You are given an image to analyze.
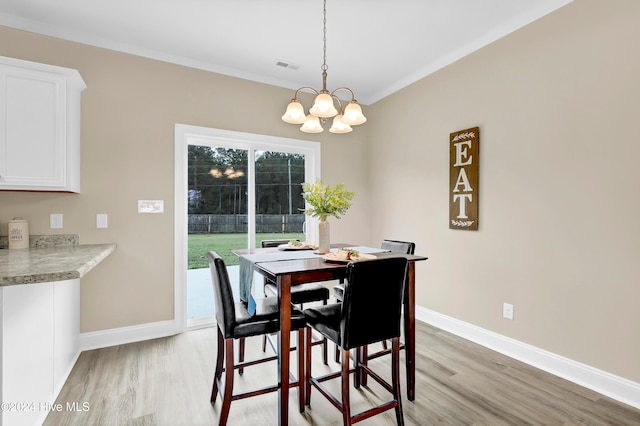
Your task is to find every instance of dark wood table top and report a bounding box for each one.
[255,252,425,279]
[231,242,354,256]
[233,243,427,262]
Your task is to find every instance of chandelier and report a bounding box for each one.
[281,0,367,134]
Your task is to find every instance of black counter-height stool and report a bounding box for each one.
[303,257,408,425]
[207,251,307,426]
[261,239,330,364]
[333,239,415,301]
[332,239,415,362]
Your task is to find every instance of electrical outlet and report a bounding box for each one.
[503,303,514,320]
[50,213,63,229]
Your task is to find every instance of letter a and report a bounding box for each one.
[453,168,472,193]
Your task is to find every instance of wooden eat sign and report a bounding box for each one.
[449,127,479,230]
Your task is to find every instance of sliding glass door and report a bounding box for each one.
[175,125,320,330]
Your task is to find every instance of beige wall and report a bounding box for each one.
[1,0,638,386]
[367,0,640,383]
[0,26,370,332]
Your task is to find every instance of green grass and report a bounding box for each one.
[188,233,305,269]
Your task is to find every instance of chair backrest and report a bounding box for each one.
[381,239,415,255]
[261,239,296,248]
[341,257,408,350]
[207,251,237,338]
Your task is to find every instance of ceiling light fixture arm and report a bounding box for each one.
[289,86,321,102]
[281,0,367,133]
[330,87,357,103]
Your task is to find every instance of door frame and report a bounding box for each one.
[174,124,321,332]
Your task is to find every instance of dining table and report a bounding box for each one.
[232,243,427,425]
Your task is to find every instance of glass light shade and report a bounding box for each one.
[300,115,324,133]
[341,102,367,125]
[329,114,352,134]
[282,100,306,124]
[309,93,338,118]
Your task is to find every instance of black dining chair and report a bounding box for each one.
[303,257,408,425]
[207,251,307,425]
[261,239,330,364]
[261,239,330,309]
[333,239,415,301]
[332,239,415,362]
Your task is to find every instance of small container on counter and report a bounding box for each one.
[8,218,29,249]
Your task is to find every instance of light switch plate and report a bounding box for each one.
[96,214,108,228]
[138,200,164,213]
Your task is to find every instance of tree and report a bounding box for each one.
[188,146,248,214]
[188,146,304,215]
[255,151,305,214]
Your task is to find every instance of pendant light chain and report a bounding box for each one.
[322,0,328,72]
[281,0,367,133]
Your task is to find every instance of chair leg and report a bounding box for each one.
[321,299,328,365]
[305,327,313,406]
[382,340,388,350]
[211,327,225,403]
[297,328,306,413]
[262,334,268,352]
[321,336,328,365]
[341,347,352,425]
[354,347,361,389]
[360,345,368,387]
[392,337,405,426]
[331,293,342,364]
[238,338,246,375]
[218,338,235,426]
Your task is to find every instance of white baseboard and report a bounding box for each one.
[416,306,640,410]
[79,320,179,351]
[186,315,216,331]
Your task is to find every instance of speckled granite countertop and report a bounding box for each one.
[0,243,116,286]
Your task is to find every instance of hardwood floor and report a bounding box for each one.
[44,322,640,425]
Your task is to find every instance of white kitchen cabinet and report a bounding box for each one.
[0,279,81,426]
[0,56,86,192]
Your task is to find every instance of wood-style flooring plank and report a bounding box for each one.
[43,322,640,425]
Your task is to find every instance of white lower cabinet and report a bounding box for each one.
[0,279,80,426]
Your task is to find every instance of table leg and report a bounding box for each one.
[278,274,292,425]
[405,262,416,401]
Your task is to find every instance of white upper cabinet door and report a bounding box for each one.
[0,56,86,192]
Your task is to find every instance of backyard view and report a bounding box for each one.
[187,144,309,321]
[188,232,304,268]
[188,144,308,264]
[189,146,306,215]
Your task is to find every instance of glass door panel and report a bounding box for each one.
[254,151,306,248]
[187,145,248,320]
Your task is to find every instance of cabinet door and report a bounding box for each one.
[53,279,80,395]
[1,282,55,426]
[0,65,67,189]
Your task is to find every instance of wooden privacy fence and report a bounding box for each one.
[188,214,305,234]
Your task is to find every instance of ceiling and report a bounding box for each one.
[0,0,573,105]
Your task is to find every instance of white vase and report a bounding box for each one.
[317,219,330,254]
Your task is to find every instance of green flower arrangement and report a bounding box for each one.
[301,181,355,221]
